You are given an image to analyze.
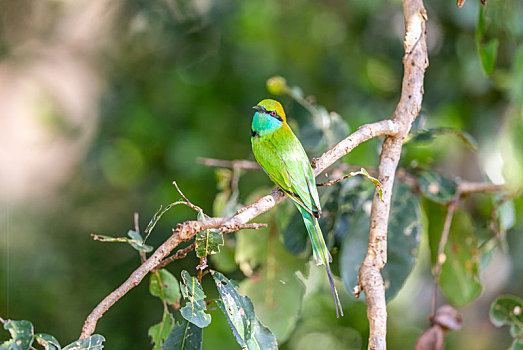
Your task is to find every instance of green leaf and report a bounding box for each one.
[180,300,212,328]
[407,128,479,151]
[477,4,487,36]
[438,211,482,306]
[212,271,277,349]
[179,271,206,301]
[214,287,255,346]
[92,231,153,253]
[476,5,498,76]
[127,230,154,253]
[382,182,423,298]
[417,170,457,204]
[489,295,523,328]
[0,320,34,350]
[162,319,202,350]
[511,338,523,350]
[479,39,499,76]
[179,270,211,328]
[35,334,61,350]
[149,312,175,350]
[245,320,278,350]
[358,168,383,201]
[144,202,181,242]
[150,269,181,305]
[62,335,105,350]
[195,212,224,258]
[333,179,370,243]
[340,180,422,301]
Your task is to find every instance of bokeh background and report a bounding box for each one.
[1,0,522,349]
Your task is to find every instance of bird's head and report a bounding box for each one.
[252,99,287,123]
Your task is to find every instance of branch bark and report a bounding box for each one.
[357,1,428,349]
[197,157,261,170]
[79,119,400,339]
[79,0,428,342]
[457,181,506,194]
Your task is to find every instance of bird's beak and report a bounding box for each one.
[252,105,264,112]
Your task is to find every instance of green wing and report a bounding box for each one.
[252,125,321,215]
[252,124,344,318]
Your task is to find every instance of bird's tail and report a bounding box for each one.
[299,208,344,318]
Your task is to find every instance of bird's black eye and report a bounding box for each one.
[270,111,277,117]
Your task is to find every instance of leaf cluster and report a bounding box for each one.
[0,320,104,350]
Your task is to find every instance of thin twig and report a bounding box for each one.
[90,234,128,242]
[458,182,506,194]
[79,120,401,339]
[142,201,188,244]
[431,189,462,316]
[173,181,203,214]
[197,157,261,171]
[197,256,208,283]
[318,172,361,187]
[80,218,267,338]
[218,222,268,232]
[153,243,197,272]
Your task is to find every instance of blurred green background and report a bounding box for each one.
[0,0,522,349]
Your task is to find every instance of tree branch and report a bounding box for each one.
[197,157,261,170]
[431,189,461,316]
[457,181,506,194]
[152,243,197,272]
[311,120,400,173]
[79,117,400,338]
[79,11,431,336]
[356,1,428,349]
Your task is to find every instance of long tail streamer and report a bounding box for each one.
[300,208,344,317]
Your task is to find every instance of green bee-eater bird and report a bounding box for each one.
[251,99,343,317]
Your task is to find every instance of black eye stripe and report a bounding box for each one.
[267,110,283,122]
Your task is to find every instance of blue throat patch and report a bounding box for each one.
[252,111,283,137]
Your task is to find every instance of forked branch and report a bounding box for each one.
[80,0,428,341]
[79,119,401,339]
[356,1,428,349]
